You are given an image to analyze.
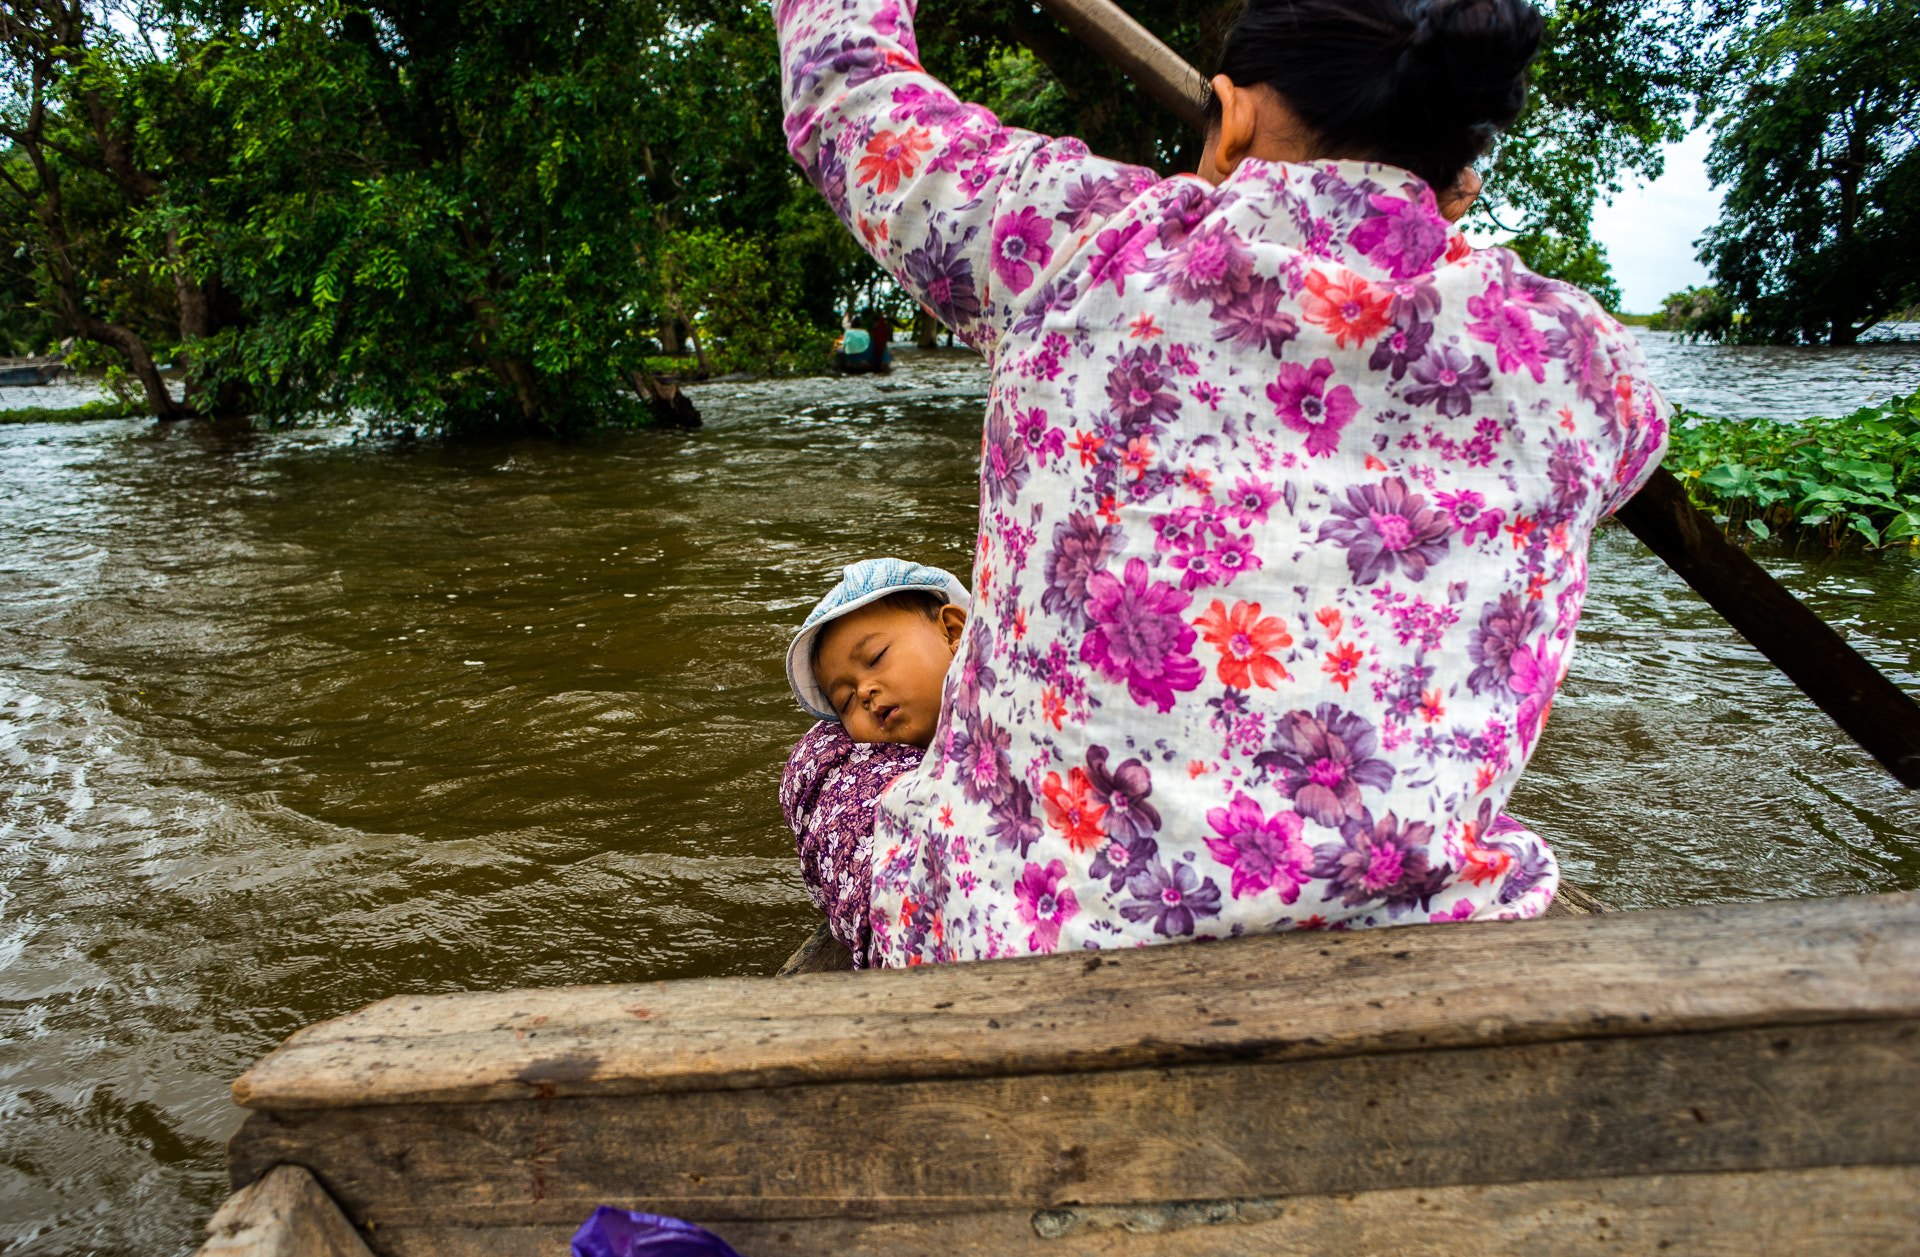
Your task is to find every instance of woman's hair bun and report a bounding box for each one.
[1216,0,1546,193]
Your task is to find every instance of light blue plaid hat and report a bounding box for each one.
[786,558,972,719]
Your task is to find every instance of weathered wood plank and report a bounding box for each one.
[359,1163,1920,1256]
[233,893,1920,1110]
[197,1165,376,1257]
[229,1017,1920,1226]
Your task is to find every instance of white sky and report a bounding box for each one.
[1590,128,1723,314]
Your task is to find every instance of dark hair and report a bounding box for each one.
[809,590,947,670]
[1212,0,1544,194]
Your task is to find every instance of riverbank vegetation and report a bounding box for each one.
[0,0,1884,431]
[1670,389,1920,551]
[0,398,144,424]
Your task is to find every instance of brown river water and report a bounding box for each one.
[2,332,1919,1253]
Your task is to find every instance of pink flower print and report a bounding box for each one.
[1226,477,1281,527]
[1166,343,1200,376]
[1208,531,1262,586]
[1204,792,1309,902]
[1190,381,1223,409]
[1345,194,1450,279]
[990,207,1054,292]
[1430,899,1476,924]
[1254,704,1396,829]
[1151,506,1196,553]
[1014,406,1065,465]
[1121,435,1155,480]
[1105,345,1181,436]
[1088,220,1151,296]
[1168,532,1219,591]
[1406,345,1493,417]
[1318,477,1453,585]
[1467,283,1549,384]
[1507,633,1563,752]
[1211,277,1299,358]
[1080,558,1205,713]
[1267,357,1360,458]
[1156,218,1255,305]
[1014,859,1078,952]
[1434,489,1506,544]
[959,161,995,197]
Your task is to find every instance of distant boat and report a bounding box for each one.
[191,884,1920,1255]
[832,327,893,375]
[0,358,65,386]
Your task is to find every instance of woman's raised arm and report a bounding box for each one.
[775,0,1161,352]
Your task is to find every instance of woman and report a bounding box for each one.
[777,0,1669,965]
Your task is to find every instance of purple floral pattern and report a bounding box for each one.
[778,0,1670,965]
[780,721,926,969]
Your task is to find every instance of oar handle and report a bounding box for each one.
[1615,469,1920,787]
[1031,0,1211,131]
[1031,0,1920,787]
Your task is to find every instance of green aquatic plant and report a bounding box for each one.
[0,399,147,425]
[1667,389,1920,551]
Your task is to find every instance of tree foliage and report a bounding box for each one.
[0,0,1721,432]
[1698,0,1920,345]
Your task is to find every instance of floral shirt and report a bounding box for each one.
[776,0,1669,966]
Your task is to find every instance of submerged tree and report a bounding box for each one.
[1699,0,1920,345]
[0,0,1735,430]
[0,0,232,417]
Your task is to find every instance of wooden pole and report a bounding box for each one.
[1030,0,1920,788]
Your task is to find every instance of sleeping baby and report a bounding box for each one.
[779,559,969,969]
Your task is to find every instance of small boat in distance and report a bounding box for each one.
[832,311,894,375]
[0,357,65,386]
[194,886,1920,1255]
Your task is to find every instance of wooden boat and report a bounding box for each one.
[0,357,65,386]
[196,886,1920,1255]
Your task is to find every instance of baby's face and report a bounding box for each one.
[814,601,966,747]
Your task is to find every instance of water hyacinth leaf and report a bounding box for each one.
[1744,518,1770,540]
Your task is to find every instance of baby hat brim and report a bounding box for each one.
[786,558,972,720]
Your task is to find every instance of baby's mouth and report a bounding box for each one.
[876,704,899,729]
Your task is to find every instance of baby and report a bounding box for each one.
[779,559,969,968]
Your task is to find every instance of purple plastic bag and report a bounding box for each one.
[569,1206,747,1257]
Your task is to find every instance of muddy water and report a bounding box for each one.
[0,335,1917,1254]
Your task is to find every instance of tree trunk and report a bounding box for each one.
[170,228,217,409]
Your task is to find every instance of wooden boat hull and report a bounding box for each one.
[201,890,1920,1254]
[0,359,63,386]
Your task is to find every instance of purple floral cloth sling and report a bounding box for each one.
[776,0,1670,966]
[781,721,925,968]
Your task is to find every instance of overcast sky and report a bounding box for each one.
[1589,128,1724,314]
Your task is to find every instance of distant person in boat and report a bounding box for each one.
[780,559,970,967]
[777,0,1670,965]
[833,309,893,373]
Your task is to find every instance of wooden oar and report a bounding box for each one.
[1031,0,1920,788]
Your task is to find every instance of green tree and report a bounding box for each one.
[0,0,228,417]
[1698,0,1920,345]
